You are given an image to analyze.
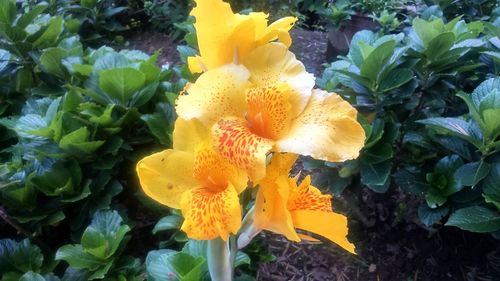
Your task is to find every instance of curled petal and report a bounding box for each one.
[189,0,255,71]
[193,143,248,194]
[176,64,250,126]
[212,117,273,181]
[244,43,315,115]
[255,175,300,241]
[246,84,294,140]
[291,210,356,254]
[136,150,197,209]
[287,175,332,212]
[257,17,297,47]
[180,185,242,240]
[277,89,366,162]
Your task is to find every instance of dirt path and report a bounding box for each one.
[124,28,328,75]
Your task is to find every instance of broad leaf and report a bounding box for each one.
[446,206,500,233]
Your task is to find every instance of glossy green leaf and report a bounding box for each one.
[99,67,146,104]
[418,204,449,227]
[0,0,16,24]
[446,206,500,233]
[152,215,183,234]
[454,161,491,187]
[360,160,392,193]
[55,245,104,270]
[39,48,68,78]
[360,40,396,82]
[32,16,63,48]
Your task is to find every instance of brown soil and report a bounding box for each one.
[255,188,500,281]
[122,30,181,67]
[123,28,327,75]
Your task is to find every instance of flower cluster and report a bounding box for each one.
[136,0,365,254]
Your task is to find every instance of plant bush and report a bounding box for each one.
[317,15,500,233]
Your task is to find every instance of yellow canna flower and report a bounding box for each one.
[177,43,365,181]
[187,0,296,73]
[136,118,248,240]
[254,153,356,254]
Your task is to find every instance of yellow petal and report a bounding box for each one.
[187,56,206,73]
[287,175,333,212]
[189,0,297,72]
[255,175,300,241]
[180,185,242,240]
[190,0,256,72]
[176,64,250,126]
[276,89,366,162]
[212,117,274,181]
[246,84,294,140]
[193,142,248,194]
[263,153,298,182]
[136,150,197,209]
[173,118,210,152]
[257,17,297,47]
[244,43,314,115]
[291,210,356,254]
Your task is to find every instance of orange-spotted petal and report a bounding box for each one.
[276,89,366,162]
[176,64,250,126]
[244,43,315,115]
[246,84,294,140]
[136,150,197,209]
[193,142,248,194]
[212,117,274,181]
[180,185,242,240]
[287,175,332,212]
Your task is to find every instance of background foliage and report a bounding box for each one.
[1,0,500,280]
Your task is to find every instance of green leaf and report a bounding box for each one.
[425,189,447,208]
[59,127,104,154]
[3,239,44,273]
[360,160,392,193]
[0,0,16,24]
[454,161,491,187]
[413,17,444,47]
[15,4,47,28]
[39,48,68,78]
[56,245,105,270]
[32,16,63,49]
[379,68,414,92]
[234,251,250,267]
[361,142,393,164]
[141,102,175,146]
[418,117,483,148]
[360,40,396,82]
[146,250,206,281]
[81,0,97,8]
[418,204,449,227]
[483,164,500,205]
[425,32,455,62]
[446,206,500,233]
[81,228,108,259]
[152,215,183,234]
[99,68,146,104]
[472,77,500,109]
[19,272,44,281]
